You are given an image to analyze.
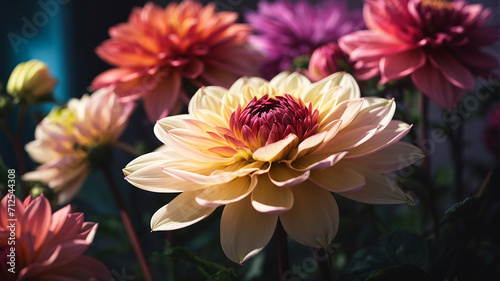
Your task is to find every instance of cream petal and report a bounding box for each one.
[346,121,412,158]
[348,98,395,131]
[195,176,256,207]
[123,150,168,176]
[270,72,311,94]
[337,161,415,205]
[291,151,348,171]
[220,196,278,263]
[154,124,235,164]
[279,181,339,248]
[151,191,216,231]
[336,73,361,101]
[287,131,327,161]
[156,114,193,130]
[125,162,205,193]
[299,72,345,106]
[318,99,363,131]
[251,174,294,214]
[309,163,366,193]
[253,134,299,162]
[188,86,227,114]
[322,125,378,153]
[357,142,425,173]
[268,162,310,187]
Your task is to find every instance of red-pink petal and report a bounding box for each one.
[143,71,182,122]
[380,48,426,84]
[428,49,475,91]
[411,63,467,109]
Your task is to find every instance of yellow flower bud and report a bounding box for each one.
[6,59,57,103]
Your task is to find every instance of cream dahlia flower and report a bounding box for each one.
[23,89,134,204]
[124,72,423,263]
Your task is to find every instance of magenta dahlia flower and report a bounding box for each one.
[246,0,364,79]
[339,0,499,109]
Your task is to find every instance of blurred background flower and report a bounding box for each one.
[22,89,134,204]
[6,59,56,105]
[304,42,352,82]
[246,0,364,79]
[0,194,111,280]
[91,0,261,122]
[124,71,421,263]
[339,0,499,109]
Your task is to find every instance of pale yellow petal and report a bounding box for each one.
[279,181,339,248]
[346,121,412,158]
[195,176,256,207]
[221,196,278,263]
[290,151,348,171]
[188,86,226,114]
[309,163,366,193]
[287,131,327,161]
[318,99,363,131]
[321,125,378,154]
[337,161,414,205]
[268,162,310,187]
[347,98,395,132]
[299,72,344,106]
[336,72,360,101]
[251,174,294,214]
[151,191,216,231]
[270,71,311,94]
[357,142,425,173]
[252,134,298,162]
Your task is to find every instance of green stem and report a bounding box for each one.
[317,248,335,281]
[419,95,440,238]
[101,166,154,281]
[277,220,290,281]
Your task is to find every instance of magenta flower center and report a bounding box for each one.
[229,94,319,151]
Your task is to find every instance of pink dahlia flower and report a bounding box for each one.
[92,0,261,122]
[246,0,364,79]
[124,71,423,263]
[0,194,111,280]
[22,89,134,204]
[339,0,499,109]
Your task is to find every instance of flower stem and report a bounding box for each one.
[101,166,154,281]
[419,95,440,238]
[317,248,335,281]
[115,140,142,157]
[277,220,290,281]
[450,116,464,201]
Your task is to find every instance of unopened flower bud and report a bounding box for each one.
[6,59,57,104]
[306,43,350,82]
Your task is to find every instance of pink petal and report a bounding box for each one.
[143,71,182,122]
[411,63,467,109]
[23,195,52,251]
[380,48,426,84]
[428,50,474,91]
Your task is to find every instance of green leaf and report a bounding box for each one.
[163,246,238,281]
[338,230,447,281]
[441,197,481,225]
[366,264,435,281]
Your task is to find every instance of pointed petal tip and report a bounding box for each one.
[405,193,415,206]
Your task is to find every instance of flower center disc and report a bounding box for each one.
[229,94,319,151]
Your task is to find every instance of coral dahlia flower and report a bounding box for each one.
[246,0,364,79]
[23,89,134,204]
[339,0,499,109]
[0,194,111,280]
[92,0,261,122]
[124,71,423,263]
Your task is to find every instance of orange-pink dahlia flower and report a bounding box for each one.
[22,89,134,204]
[124,71,423,263]
[0,194,111,280]
[339,0,499,109]
[92,0,261,122]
